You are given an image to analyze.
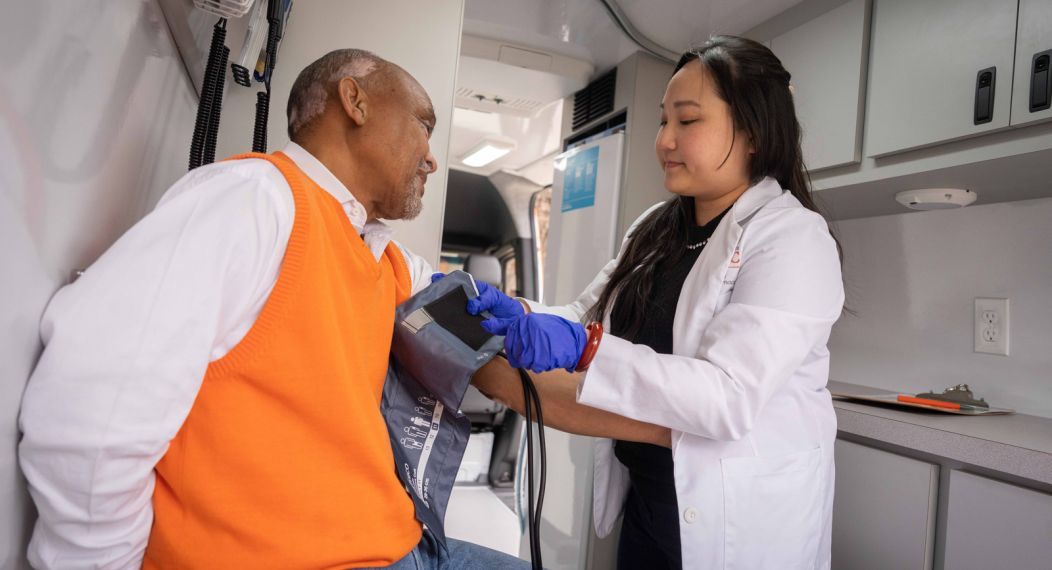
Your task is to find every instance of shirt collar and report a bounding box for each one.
[730,176,785,225]
[281,141,370,232]
[280,142,394,260]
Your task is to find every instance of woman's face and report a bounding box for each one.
[656,60,752,199]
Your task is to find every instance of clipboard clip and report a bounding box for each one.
[914,384,989,409]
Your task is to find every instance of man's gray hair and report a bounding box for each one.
[286,49,385,140]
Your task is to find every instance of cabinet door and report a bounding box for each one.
[831,440,938,570]
[865,0,1017,157]
[1010,0,1052,127]
[771,0,870,171]
[943,470,1052,570]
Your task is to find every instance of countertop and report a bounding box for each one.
[829,380,1052,486]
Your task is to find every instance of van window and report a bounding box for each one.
[439,252,467,274]
[502,257,517,296]
[530,187,552,301]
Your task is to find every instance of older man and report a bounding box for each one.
[19,50,528,569]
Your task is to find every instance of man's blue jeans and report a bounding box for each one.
[370,531,532,569]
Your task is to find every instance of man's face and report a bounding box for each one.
[369,73,437,221]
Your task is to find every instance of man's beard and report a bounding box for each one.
[395,177,424,220]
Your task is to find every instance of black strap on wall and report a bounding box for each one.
[188,18,229,170]
[251,0,285,153]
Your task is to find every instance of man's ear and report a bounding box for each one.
[337,76,367,127]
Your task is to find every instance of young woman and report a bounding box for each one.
[462,35,845,569]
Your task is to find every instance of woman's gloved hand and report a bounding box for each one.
[431,273,525,320]
[482,313,587,373]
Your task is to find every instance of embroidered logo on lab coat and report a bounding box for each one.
[723,248,742,287]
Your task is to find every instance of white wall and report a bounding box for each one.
[829,198,1052,418]
[215,0,466,268]
[0,1,198,567]
[1,2,466,565]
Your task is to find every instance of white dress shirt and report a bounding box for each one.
[18,143,433,569]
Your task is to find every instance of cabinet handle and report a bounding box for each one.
[1031,50,1051,113]
[974,67,996,125]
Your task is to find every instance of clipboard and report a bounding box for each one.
[831,391,1015,415]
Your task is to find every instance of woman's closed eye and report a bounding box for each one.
[660,118,699,127]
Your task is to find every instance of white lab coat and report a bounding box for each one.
[528,177,844,569]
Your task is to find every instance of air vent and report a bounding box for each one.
[455,87,547,116]
[572,69,617,131]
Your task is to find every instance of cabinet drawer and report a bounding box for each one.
[832,440,938,570]
[943,470,1052,570]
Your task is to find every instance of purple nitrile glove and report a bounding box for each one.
[465,280,525,320]
[432,272,525,319]
[482,313,588,373]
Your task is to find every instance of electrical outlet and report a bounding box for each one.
[974,298,1009,356]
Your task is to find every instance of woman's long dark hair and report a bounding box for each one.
[584,35,835,336]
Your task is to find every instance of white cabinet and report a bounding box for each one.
[831,440,938,570]
[1011,0,1052,127]
[943,470,1052,570]
[865,0,1018,157]
[770,0,870,171]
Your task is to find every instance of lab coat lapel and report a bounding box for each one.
[671,177,784,357]
[671,216,737,356]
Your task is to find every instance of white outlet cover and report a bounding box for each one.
[974,298,1009,356]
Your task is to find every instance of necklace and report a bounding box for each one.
[686,238,708,251]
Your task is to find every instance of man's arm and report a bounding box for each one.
[18,161,292,569]
[394,242,435,295]
[471,358,671,447]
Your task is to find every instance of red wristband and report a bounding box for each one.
[575,322,604,372]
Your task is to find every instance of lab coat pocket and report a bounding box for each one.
[721,447,823,570]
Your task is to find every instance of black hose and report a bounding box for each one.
[203,44,229,165]
[252,91,269,153]
[261,7,279,78]
[519,370,538,569]
[252,0,284,153]
[525,373,546,557]
[517,367,545,570]
[189,18,228,170]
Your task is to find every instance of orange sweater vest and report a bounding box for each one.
[144,152,421,568]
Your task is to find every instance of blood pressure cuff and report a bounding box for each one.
[381,271,504,547]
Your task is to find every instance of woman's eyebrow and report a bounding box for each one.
[659,100,702,109]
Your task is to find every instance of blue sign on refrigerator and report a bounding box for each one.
[561,146,599,212]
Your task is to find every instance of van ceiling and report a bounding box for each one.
[463,0,802,71]
[449,102,563,181]
[452,0,802,182]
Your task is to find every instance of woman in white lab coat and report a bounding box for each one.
[466,35,844,569]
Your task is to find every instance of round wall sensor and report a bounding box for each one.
[894,188,977,211]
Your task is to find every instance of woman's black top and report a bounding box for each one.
[610,208,727,570]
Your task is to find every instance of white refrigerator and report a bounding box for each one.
[520,131,625,569]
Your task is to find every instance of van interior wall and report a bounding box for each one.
[828,197,1052,418]
[442,170,538,299]
[0,1,199,566]
[214,0,467,269]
